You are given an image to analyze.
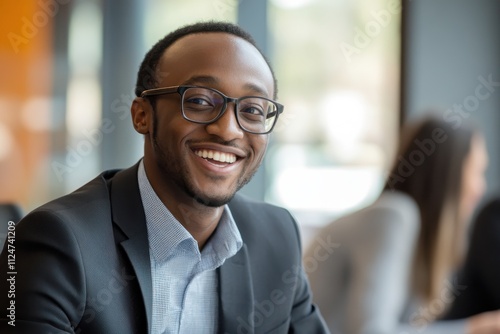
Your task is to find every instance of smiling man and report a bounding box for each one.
[0,22,328,334]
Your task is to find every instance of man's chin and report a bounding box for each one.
[186,176,252,208]
[192,192,236,208]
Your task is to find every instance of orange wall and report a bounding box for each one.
[0,2,54,209]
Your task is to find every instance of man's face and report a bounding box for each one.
[143,33,274,207]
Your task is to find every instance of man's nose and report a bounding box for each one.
[205,103,245,140]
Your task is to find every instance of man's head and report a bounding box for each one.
[131,21,280,208]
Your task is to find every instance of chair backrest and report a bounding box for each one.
[0,203,24,252]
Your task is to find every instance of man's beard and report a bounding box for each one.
[151,122,258,207]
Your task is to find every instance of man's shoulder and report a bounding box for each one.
[229,193,293,221]
[229,193,300,244]
[35,170,117,214]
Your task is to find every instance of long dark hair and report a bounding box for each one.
[385,116,476,305]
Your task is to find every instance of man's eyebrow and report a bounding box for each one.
[182,76,271,97]
[243,83,270,97]
[182,76,218,86]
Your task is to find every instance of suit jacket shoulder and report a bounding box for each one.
[225,194,328,333]
[0,166,149,334]
[229,193,302,251]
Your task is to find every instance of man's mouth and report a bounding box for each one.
[194,149,237,164]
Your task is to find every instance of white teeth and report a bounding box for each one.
[195,150,237,163]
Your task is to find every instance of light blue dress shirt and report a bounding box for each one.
[137,161,243,334]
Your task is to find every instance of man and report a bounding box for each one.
[0,21,328,334]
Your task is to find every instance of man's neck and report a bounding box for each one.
[168,199,223,250]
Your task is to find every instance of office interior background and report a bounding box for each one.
[1,0,499,246]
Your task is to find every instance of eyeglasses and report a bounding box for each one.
[140,85,284,134]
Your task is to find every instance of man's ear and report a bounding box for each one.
[131,97,150,134]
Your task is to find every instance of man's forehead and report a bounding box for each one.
[155,32,274,94]
[161,32,260,60]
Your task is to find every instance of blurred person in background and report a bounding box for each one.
[443,196,500,321]
[0,21,328,334]
[305,116,500,333]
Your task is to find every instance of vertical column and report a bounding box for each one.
[100,0,145,170]
[238,0,269,55]
[49,2,71,197]
[238,0,270,201]
[402,0,500,197]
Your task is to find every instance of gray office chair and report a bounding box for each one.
[0,203,23,252]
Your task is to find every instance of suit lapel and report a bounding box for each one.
[109,163,153,333]
[219,244,255,334]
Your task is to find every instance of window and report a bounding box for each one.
[267,0,401,236]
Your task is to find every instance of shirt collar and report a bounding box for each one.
[137,160,242,266]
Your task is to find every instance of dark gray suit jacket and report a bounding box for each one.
[0,163,327,334]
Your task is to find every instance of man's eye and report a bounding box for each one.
[241,106,264,116]
[185,97,213,106]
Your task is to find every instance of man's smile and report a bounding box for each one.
[194,149,237,164]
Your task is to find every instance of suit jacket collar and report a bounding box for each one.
[108,162,153,333]
[219,199,255,334]
[218,244,254,334]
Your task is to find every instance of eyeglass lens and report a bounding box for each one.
[181,87,278,133]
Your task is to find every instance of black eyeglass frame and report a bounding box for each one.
[140,85,284,134]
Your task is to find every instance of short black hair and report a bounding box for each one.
[135,21,278,98]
